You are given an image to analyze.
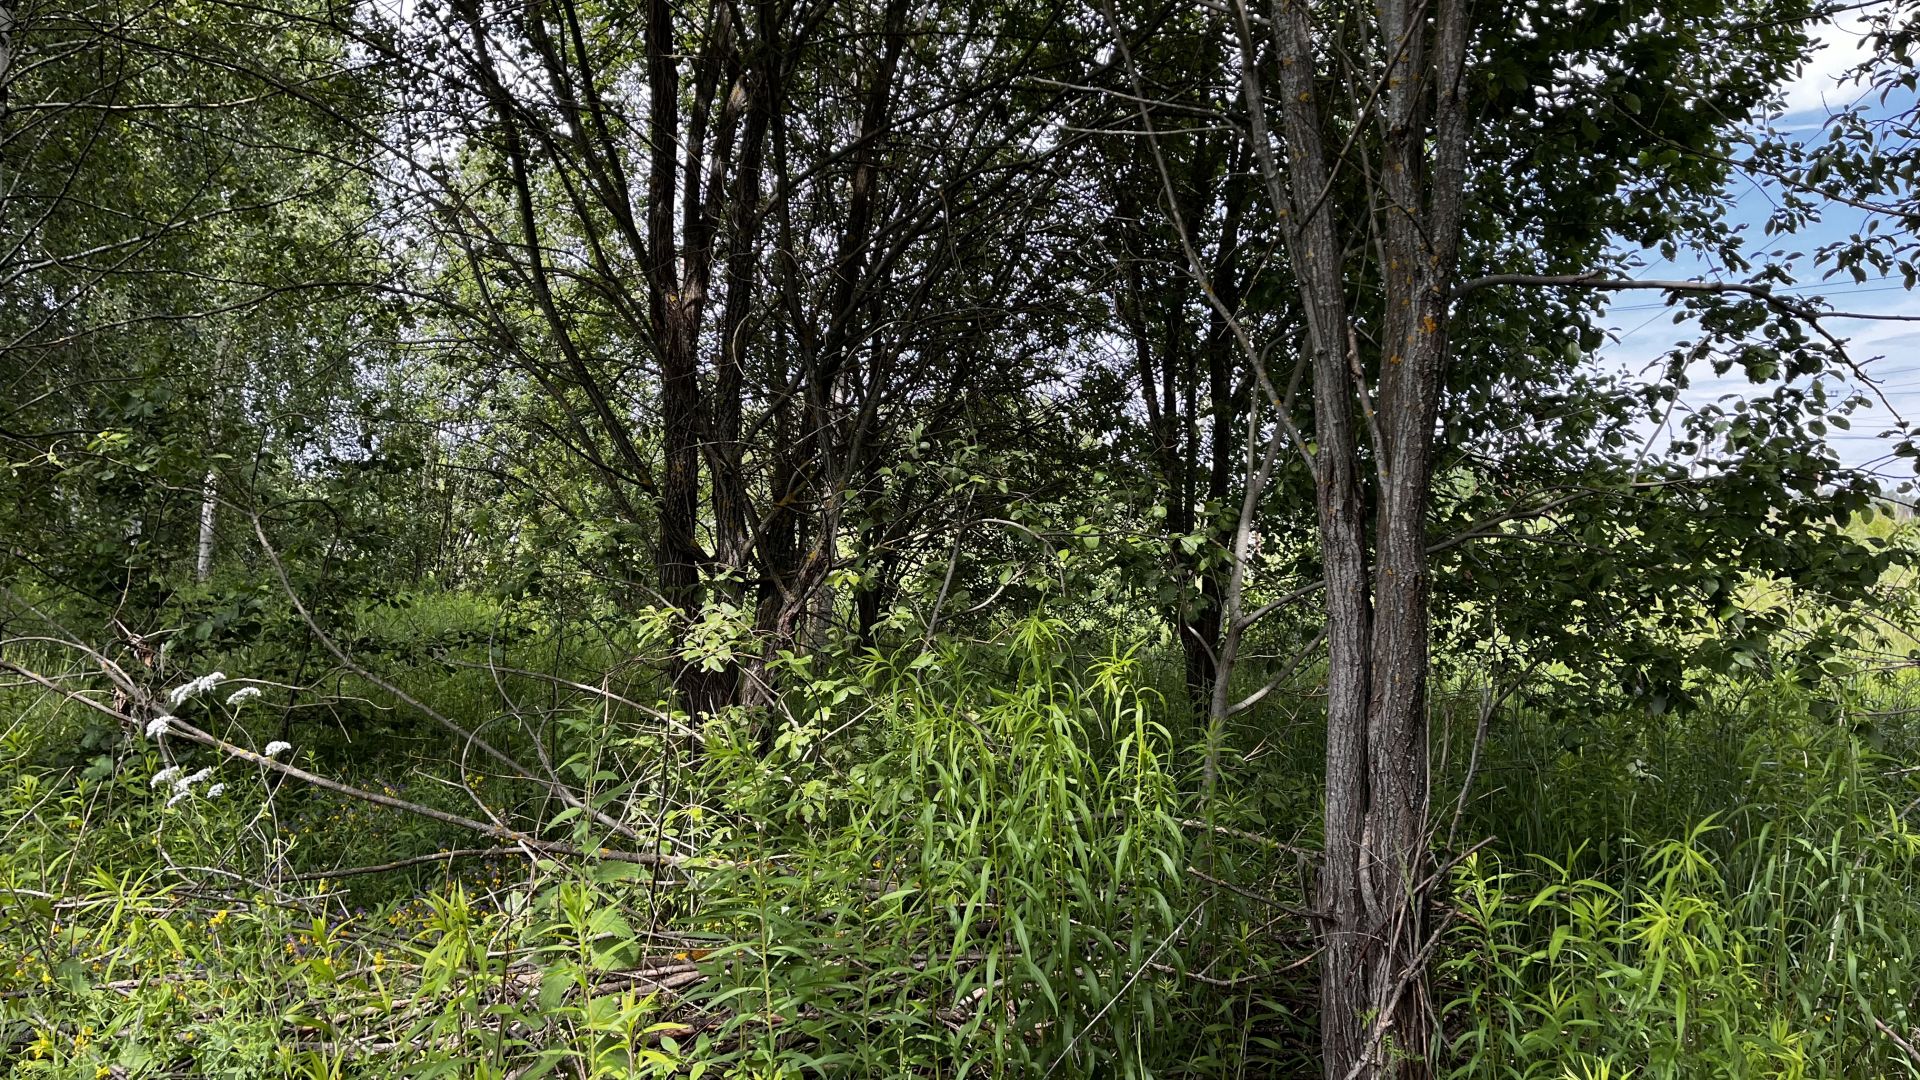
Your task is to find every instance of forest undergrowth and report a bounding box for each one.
[5,595,1920,1079]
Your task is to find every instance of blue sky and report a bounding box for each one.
[1599,2,1919,478]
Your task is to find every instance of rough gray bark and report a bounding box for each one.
[1108,21,1473,1064]
[1248,0,1470,1074]
[1259,6,1379,1068]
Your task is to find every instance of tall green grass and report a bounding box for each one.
[1441,678,1920,1080]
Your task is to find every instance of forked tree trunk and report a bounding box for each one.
[644,0,744,721]
[1249,0,1470,1074]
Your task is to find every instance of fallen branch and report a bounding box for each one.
[1185,865,1318,919]
[1177,818,1316,857]
[283,847,547,882]
[0,662,702,874]
[1873,1016,1920,1068]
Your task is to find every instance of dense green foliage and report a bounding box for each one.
[4,0,1920,1076]
[9,598,1920,1077]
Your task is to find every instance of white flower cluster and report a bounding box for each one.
[264,740,292,758]
[154,765,219,808]
[225,686,262,707]
[145,715,175,740]
[167,671,228,708]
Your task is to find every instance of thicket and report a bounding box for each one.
[5,0,1920,1076]
[8,566,1920,1077]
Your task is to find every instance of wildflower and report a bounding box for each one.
[165,789,191,808]
[168,671,227,707]
[176,767,214,791]
[206,783,226,799]
[145,715,175,739]
[225,686,262,707]
[263,740,292,758]
[150,766,184,789]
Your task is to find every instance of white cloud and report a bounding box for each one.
[1776,4,1886,117]
[1594,282,1920,475]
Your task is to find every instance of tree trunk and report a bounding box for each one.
[195,470,216,583]
[659,303,734,718]
[1249,0,1467,1072]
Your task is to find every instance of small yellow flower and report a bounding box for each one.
[209,908,230,927]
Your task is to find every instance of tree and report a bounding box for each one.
[1087,8,1273,709]
[1105,0,1911,1074]
[345,0,1094,721]
[0,0,382,629]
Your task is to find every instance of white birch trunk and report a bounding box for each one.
[196,471,216,582]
